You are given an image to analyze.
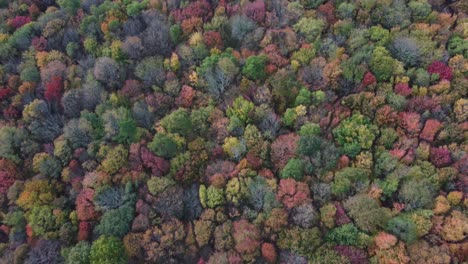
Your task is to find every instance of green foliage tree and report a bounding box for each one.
[94,204,134,238]
[344,195,391,233]
[57,0,81,15]
[0,126,26,164]
[331,167,370,198]
[27,206,60,236]
[281,158,305,181]
[90,236,127,264]
[387,215,418,244]
[160,108,192,137]
[326,223,371,248]
[242,55,268,80]
[148,133,184,159]
[227,96,255,124]
[333,113,378,157]
[100,145,128,174]
[369,47,397,82]
[66,241,91,264]
[293,18,326,42]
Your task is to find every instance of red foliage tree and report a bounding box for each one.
[394,83,412,96]
[420,119,442,142]
[243,0,266,23]
[44,76,64,102]
[430,147,452,168]
[277,179,311,209]
[270,133,299,171]
[203,31,223,49]
[140,146,170,177]
[399,112,421,137]
[261,242,277,263]
[76,188,97,221]
[427,61,453,81]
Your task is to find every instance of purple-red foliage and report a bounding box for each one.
[8,16,31,29]
[78,221,91,241]
[145,92,173,113]
[334,245,369,264]
[3,105,20,120]
[0,159,18,194]
[121,79,142,99]
[406,96,438,113]
[0,87,14,100]
[205,160,236,184]
[427,61,453,81]
[31,36,47,51]
[243,0,266,23]
[44,76,64,102]
[172,0,212,22]
[362,72,376,87]
[430,147,452,168]
[334,202,351,226]
[140,146,170,177]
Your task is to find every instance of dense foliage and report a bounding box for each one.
[0,0,466,263]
